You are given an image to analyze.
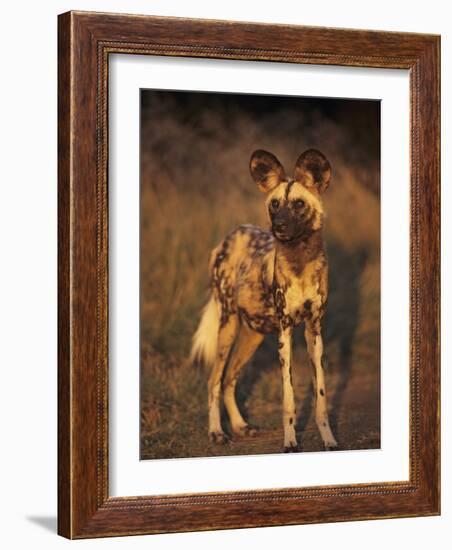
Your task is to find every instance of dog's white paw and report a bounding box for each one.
[209,431,229,445]
[324,438,338,451]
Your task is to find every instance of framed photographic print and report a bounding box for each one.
[58,11,440,538]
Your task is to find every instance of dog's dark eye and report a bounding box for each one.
[293,199,305,209]
[270,198,280,210]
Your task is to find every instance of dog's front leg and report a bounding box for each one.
[278,326,298,452]
[305,320,338,450]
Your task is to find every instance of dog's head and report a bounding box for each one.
[250,149,331,243]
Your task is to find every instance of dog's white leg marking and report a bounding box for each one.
[208,315,238,444]
[305,322,338,449]
[223,325,263,436]
[278,326,298,451]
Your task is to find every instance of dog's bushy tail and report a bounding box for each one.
[190,294,219,368]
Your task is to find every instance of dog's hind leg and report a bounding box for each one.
[223,325,263,436]
[208,315,238,444]
[304,320,338,450]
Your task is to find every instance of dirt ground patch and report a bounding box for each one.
[140,341,380,459]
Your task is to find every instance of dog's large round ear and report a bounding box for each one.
[250,150,286,193]
[294,149,331,193]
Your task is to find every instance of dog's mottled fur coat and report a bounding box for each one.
[191,149,338,452]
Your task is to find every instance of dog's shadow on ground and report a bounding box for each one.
[230,239,367,440]
[322,241,368,437]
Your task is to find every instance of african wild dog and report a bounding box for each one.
[191,149,338,452]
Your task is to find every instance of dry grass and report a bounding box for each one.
[139,91,380,459]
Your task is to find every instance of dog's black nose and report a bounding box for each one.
[274,222,287,232]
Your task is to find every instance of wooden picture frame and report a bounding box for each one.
[58,11,440,539]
